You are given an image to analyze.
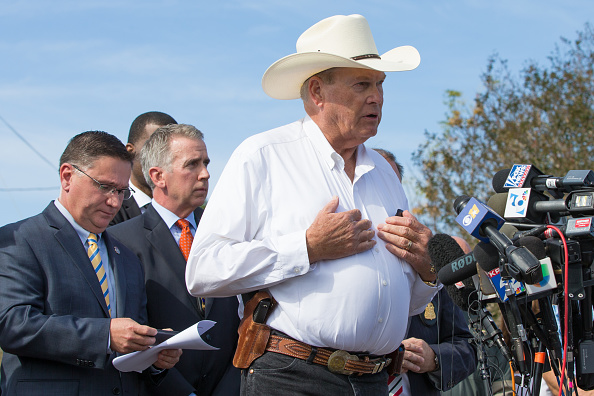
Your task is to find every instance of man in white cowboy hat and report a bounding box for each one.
[186,14,438,395]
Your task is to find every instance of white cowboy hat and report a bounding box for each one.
[261,14,421,100]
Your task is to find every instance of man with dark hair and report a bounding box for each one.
[109,125,240,396]
[0,131,181,395]
[111,111,177,225]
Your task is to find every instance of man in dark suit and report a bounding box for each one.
[110,124,240,396]
[0,131,181,395]
[111,111,178,225]
[374,148,477,396]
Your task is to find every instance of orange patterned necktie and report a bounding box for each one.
[175,219,205,314]
[175,218,193,262]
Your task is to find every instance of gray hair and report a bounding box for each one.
[139,124,204,190]
[299,68,336,102]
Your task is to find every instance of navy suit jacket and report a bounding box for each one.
[109,204,240,396]
[0,202,152,396]
[405,288,477,395]
[110,195,142,226]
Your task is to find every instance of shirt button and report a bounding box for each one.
[374,247,379,253]
[382,280,387,286]
[294,267,300,273]
[378,318,383,323]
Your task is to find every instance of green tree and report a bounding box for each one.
[413,23,594,235]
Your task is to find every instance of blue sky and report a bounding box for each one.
[1,0,592,226]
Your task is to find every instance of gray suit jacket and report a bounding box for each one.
[0,202,152,396]
[109,204,240,396]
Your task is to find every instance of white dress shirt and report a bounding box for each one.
[186,116,436,355]
[130,180,151,213]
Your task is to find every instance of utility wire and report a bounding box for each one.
[0,187,59,192]
[0,113,58,171]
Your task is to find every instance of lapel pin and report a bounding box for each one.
[114,246,120,254]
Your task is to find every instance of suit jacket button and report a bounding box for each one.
[88,361,95,367]
[112,387,121,395]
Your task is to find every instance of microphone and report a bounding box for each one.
[454,195,544,285]
[454,195,505,244]
[471,307,513,364]
[487,193,509,217]
[427,233,476,309]
[493,165,594,198]
[437,251,478,286]
[492,169,511,193]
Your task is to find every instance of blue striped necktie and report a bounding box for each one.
[87,233,111,317]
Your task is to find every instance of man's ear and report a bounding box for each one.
[60,163,74,192]
[149,167,165,188]
[308,77,325,108]
[126,143,136,155]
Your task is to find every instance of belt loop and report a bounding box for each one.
[306,346,318,364]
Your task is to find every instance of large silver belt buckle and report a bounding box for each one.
[327,350,359,375]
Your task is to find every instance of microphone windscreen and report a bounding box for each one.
[517,236,546,260]
[428,233,465,272]
[487,193,508,217]
[474,241,500,272]
[446,283,474,311]
[453,195,471,215]
[500,223,519,240]
[492,169,511,193]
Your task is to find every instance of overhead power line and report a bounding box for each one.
[0,187,59,192]
[0,113,58,171]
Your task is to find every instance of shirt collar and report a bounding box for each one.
[303,115,376,179]
[54,199,102,245]
[151,199,197,230]
[130,180,152,208]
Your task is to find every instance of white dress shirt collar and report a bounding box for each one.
[129,180,151,209]
[303,116,376,182]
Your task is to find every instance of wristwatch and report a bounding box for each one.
[432,353,440,372]
[423,279,437,287]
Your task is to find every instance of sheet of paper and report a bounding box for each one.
[113,320,218,373]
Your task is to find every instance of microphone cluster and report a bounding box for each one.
[429,164,594,393]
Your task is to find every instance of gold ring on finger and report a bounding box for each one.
[405,240,413,251]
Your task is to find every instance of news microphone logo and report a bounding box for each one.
[455,197,505,243]
[505,188,530,218]
[486,266,525,302]
[524,257,557,295]
[504,165,532,188]
[462,204,480,227]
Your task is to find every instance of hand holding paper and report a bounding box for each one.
[113,320,218,372]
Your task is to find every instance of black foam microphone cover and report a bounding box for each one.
[427,233,466,272]
[446,283,474,311]
[474,241,501,272]
[517,236,546,260]
[492,169,511,193]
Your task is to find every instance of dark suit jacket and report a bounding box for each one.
[406,288,477,395]
[109,204,240,396]
[110,195,142,226]
[0,202,152,396]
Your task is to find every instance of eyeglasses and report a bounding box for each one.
[71,164,135,200]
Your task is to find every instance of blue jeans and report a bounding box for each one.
[241,350,389,396]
